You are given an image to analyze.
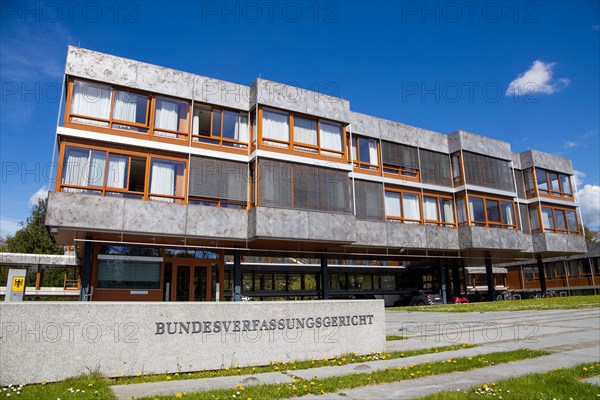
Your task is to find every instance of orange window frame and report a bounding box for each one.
[56,142,188,204]
[467,194,518,229]
[422,193,457,228]
[350,135,380,173]
[538,205,580,235]
[384,187,423,225]
[191,105,249,153]
[534,168,574,201]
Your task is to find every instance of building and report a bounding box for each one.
[44,47,588,303]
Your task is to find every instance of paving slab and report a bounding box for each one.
[584,375,600,386]
[292,346,600,400]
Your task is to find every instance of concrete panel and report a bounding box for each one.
[46,191,125,231]
[354,220,388,247]
[425,226,459,250]
[519,150,573,174]
[378,120,419,148]
[532,233,587,254]
[252,207,310,239]
[307,212,356,243]
[255,79,350,122]
[123,199,186,236]
[66,47,250,111]
[186,206,247,240]
[386,223,426,249]
[448,130,512,160]
[458,226,530,251]
[348,111,382,138]
[511,152,522,169]
[0,300,385,385]
[417,128,449,154]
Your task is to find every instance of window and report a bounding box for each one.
[381,141,418,179]
[192,105,249,148]
[462,151,514,192]
[149,159,186,203]
[188,156,248,208]
[534,168,573,199]
[258,159,351,214]
[451,153,462,185]
[523,266,535,281]
[97,260,160,289]
[354,180,384,221]
[351,136,379,171]
[67,79,190,141]
[567,260,580,278]
[384,189,421,224]
[260,108,345,158]
[423,195,455,227]
[538,205,579,234]
[419,149,452,187]
[154,97,189,139]
[59,144,186,202]
[467,195,516,229]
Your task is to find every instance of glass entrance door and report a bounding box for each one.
[171,262,211,301]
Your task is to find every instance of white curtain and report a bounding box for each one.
[442,199,455,223]
[384,191,401,218]
[368,140,378,165]
[62,148,105,191]
[320,121,342,151]
[262,109,289,144]
[351,138,358,161]
[237,114,249,143]
[502,202,514,226]
[541,207,553,229]
[294,117,317,145]
[113,91,137,122]
[155,98,179,137]
[423,197,438,221]
[457,199,466,223]
[150,160,176,202]
[71,80,111,126]
[88,152,106,186]
[403,193,420,222]
[106,155,128,188]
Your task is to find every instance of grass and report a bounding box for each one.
[417,362,600,400]
[388,295,600,313]
[136,349,549,399]
[111,344,473,385]
[386,334,407,341]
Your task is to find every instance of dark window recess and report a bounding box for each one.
[419,149,452,187]
[259,159,351,213]
[462,151,514,192]
[189,156,248,202]
[381,141,418,176]
[354,180,384,221]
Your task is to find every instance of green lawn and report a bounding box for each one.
[417,362,600,400]
[388,295,600,312]
[137,349,548,400]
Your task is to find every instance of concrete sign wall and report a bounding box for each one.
[0,300,385,385]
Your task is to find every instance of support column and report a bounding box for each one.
[233,249,242,302]
[485,253,495,301]
[79,238,93,301]
[438,259,447,304]
[537,255,547,293]
[320,253,329,300]
[452,262,461,295]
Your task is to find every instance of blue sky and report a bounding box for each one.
[1,0,599,237]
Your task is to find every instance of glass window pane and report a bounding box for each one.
[262,109,289,143]
[541,207,554,230]
[294,116,318,146]
[192,105,211,137]
[274,274,286,291]
[423,196,438,221]
[457,198,466,223]
[536,168,548,192]
[555,209,567,229]
[97,260,160,289]
[440,198,455,223]
[486,200,501,223]
[71,80,111,125]
[149,159,185,201]
[500,201,515,226]
[106,154,128,189]
[320,121,343,151]
[469,197,485,223]
[114,91,148,125]
[402,193,421,222]
[304,274,317,290]
[560,175,572,195]
[530,208,540,231]
[155,97,188,134]
[385,191,402,218]
[549,172,560,192]
[212,109,222,137]
[566,211,578,231]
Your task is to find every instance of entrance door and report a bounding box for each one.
[171,261,212,301]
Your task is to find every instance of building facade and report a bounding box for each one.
[45,47,588,303]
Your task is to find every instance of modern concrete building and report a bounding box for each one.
[45,46,587,303]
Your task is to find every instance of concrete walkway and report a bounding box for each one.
[110,308,600,400]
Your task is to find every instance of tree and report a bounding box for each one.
[4,198,63,255]
[584,226,600,244]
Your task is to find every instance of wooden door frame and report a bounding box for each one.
[169,259,212,301]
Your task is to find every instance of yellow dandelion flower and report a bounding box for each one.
[166,376,172,381]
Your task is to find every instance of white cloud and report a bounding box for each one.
[578,184,600,228]
[29,187,48,206]
[506,60,570,96]
[573,170,586,187]
[562,140,580,149]
[593,25,600,32]
[0,218,22,239]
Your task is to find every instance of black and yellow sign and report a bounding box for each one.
[11,277,25,292]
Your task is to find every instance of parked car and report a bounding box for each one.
[449,293,469,304]
[393,291,443,306]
